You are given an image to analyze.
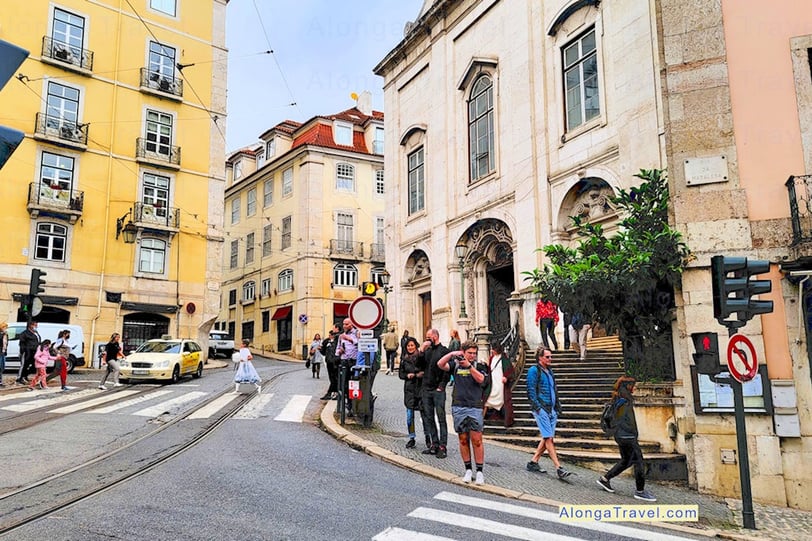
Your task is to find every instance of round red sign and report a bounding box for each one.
[348,297,383,330]
[726,334,758,383]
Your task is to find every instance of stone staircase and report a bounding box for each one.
[484,335,687,482]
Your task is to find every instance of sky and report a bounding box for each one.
[224,0,425,153]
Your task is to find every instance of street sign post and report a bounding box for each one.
[358,338,378,352]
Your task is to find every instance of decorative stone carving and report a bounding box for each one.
[571,181,616,221]
[405,250,431,283]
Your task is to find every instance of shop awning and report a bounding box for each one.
[333,303,350,317]
[271,306,292,320]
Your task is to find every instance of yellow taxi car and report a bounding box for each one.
[119,338,204,384]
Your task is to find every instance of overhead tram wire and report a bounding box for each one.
[252,0,301,117]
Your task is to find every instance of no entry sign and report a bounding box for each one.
[727,335,758,383]
[348,296,383,330]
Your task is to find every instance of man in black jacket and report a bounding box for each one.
[419,328,450,458]
[320,325,340,400]
[16,321,40,384]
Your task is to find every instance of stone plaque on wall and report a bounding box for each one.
[684,155,729,186]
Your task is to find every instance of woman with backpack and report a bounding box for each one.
[596,375,656,502]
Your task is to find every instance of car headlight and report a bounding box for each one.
[119,359,129,367]
[156,359,170,368]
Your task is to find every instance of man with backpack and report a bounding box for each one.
[596,375,657,502]
[16,321,40,384]
[526,347,572,479]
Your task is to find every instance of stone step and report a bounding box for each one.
[483,434,663,453]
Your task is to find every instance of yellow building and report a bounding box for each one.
[220,93,386,357]
[0,0,228,361]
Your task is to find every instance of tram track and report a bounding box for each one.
[0,367,298,536]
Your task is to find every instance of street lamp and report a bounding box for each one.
[455,240,468,318]
[379,269,392,329]
[115,209,137,244]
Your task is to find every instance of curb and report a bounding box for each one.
[318,400,771,541]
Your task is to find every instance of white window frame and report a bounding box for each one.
[147,40,176,83]
[266,138,276,158]
[563,27,600,132]
[282,167,293,196]
[51,7,86,61]
[231,198,240,225]
[375,216,385,245]
[145,109,174,158]
[332,263,358,288]
[262,224,272,257]
[408,147,425,215]
[336,212,354,252]
[34,222,68,262]
[336,162,355,191]
[44,80,81,134]
[243,281,256,302]
[375,169,384,196]
[245,232,255,264]
[233,159,243,180]
[281,216,292,250]
[39,151,75,202]
[256,149,265,168]
[263,178,273,207]
[142,172,171,219]
[334,121,353,146]
[261,278,271,298]
[229,239,238,269]
[246,188,257,216]
[138,237,166,274]
[278,268,293,292]
[371,266,387,286]
[468,74,495,182]
[373,126,384,155]
[149,0,177,17]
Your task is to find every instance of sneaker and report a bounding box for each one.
[421,446,437,455]
[557,467,573,479]
[596,476,615,493]
[114,383,124,387]
[98,385,107,390]
[61,386,69,391]
[27,387,35,392]
[475,471,485,485]
[436,446,447,459]
[526,461,546,473]
[462,469,473,483]
[634,489,657,502]
[405,439,416,449]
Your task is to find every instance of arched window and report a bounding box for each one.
[243,280,256,301]
[35,222,67,261]
[278,268,293,292]
[336,162,355,191]
[468,74,495,181]
[333,263,358,287]
[139,237,166,274]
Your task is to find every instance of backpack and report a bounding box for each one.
[600,399,618,435]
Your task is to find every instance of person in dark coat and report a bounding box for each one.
[319,325,340,400]
[596,376,657,502]
[419,328,451,458]
[16,321,40,384]
[398,337,429,449]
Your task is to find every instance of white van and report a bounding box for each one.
[4,322,86,373]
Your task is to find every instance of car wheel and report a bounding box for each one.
[171,364,180,384]
[67,354,76,373]
[208,347,216,359]
[120,378,129,384]
[193,362,203,378]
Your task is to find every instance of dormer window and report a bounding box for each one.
[266,138,276,158]
[256,150,265,168]
[233,159,243,180]
[334,122,353,146]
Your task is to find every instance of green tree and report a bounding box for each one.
[523,169,690,380]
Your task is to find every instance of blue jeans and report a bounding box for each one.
[406,408,416,439]
[0,351,5,383]
[422,388,447,448]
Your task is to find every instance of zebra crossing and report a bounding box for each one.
[0,386,313,422]
[373,492,702,541]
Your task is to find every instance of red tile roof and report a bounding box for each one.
[290,107,383,154]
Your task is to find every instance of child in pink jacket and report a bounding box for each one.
[29,340,56,391]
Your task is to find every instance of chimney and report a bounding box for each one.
[356,90,372,116]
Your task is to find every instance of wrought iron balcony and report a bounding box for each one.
[27,182,84,223]
[370,242,386,262]
[41,36,93,72]
[135,137,181,168]
[139,68,183,99]
[133,201,180,231]
[34,113,88,149]
[787,175,812,245]
[329,239,364,259]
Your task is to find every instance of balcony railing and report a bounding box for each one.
[136,137,181,167]
[41,36,93,72]
[787,175,812,245]
[34,113,88,147]
[139,68,183,98]
[133,201,180,230]
[329,239,364,259]
[370,243,386,262]
[27,182,84,223]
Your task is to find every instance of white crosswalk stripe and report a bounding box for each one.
[232,393,274,419]
[189,393,243,419]
[51,390,140,413]
[1,388,101,412]
[373,492,699,541]
[92,390,174,414]
[273,394,311,422]
[132,392,207,417]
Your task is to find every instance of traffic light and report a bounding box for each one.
[711,255,774,332]
[691,332,720,375]
[0,39,29,169]
[29,268,47,296]
[361,281,378,296]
